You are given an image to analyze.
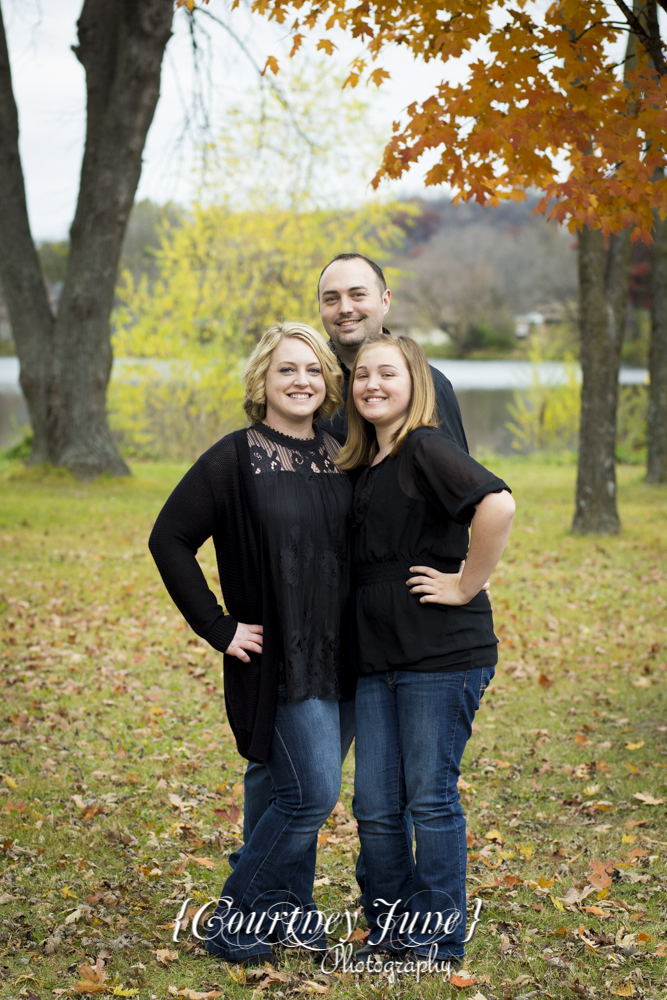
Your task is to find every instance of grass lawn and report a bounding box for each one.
[0,456,666,1000]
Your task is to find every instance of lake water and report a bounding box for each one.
[0,356,648,454]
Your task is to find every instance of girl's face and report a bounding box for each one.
[352,343,412,429]
[264,337,326,425]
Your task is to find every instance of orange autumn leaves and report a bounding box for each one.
[243,0,667,240]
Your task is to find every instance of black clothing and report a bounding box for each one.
[319,346,468,453]
[351,426,510,675]
[247,423,353,704]
[148,427,351,764]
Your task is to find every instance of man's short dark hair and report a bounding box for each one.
[318,253,387,294]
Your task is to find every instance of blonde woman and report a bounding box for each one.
[149,322,355,965]
[337,333,515,965]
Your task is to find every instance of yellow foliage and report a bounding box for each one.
[110,64,413,461]
[110,202,409,460]
[506,342,581,455]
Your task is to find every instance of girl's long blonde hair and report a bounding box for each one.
[243,322,343,423]
[336,334,438,471]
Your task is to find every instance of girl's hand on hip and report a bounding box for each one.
[407,561,489,606]
[226,623,263,662]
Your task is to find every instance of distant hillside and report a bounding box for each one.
[389,195,578,356]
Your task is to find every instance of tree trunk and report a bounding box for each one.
[572,227,632,534]
[0,2,55,463]
[646,212,667,483]
[0,0,173,478]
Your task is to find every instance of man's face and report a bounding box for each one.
[318,258,391,356]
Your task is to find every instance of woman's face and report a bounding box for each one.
[264,337,327,426]
[352,343,412,429]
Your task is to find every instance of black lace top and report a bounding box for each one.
[248,423,353,704]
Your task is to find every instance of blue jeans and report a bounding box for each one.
[353,666,494,960]
[205,698,345,961]
[229,699,365,893]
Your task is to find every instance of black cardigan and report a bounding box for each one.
[148,429,281,763]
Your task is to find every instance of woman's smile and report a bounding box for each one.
[263,337,327,435]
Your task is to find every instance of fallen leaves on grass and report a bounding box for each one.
[169,793,199,810]
[226,966,247,985]
[73,960,107,994]
[632,792,664,805]
[589,859,613,889]
[484,829,503,842]
[179,852,215,868]
[3,799,27,813]
[255,965,291,987]
[214,803,241,825]
[154,949,179,966]
[559,884,597,906]
[2,466,667,1000]
[450,972,476,987]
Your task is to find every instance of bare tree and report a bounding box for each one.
[391,211,577,353]
[0,0,173,477]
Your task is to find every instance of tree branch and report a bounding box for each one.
[195,6,318,151]
[612,0,667,75]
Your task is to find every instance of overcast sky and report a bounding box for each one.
[4,0,463,242]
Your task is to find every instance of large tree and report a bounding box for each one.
[251,0,667,531]
[0,0,173,478]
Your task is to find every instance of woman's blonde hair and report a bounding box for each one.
[336,333,438,471]
[243,322,343,424]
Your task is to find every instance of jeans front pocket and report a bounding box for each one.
[479,665,495,700]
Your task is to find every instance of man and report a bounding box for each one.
[229,253,467,955]
[317,254,467,450]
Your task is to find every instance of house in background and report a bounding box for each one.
[514,311,545,339]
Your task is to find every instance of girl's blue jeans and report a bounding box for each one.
[353,665,495,960]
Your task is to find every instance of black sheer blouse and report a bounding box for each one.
[351,427,510,674]
[248,423,353,703]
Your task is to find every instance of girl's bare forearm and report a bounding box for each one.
[459,491,515,601]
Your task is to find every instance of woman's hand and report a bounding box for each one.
[226,623,263,663]
[407,561,488,606]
